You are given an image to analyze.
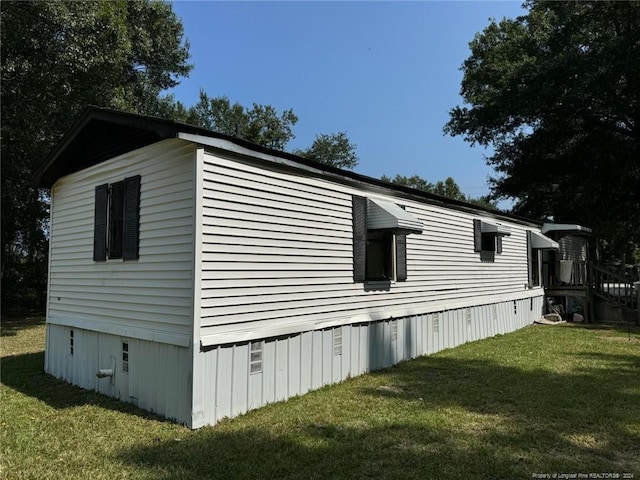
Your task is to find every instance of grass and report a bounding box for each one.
[1,318,639,480]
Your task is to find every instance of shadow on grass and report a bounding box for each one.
[117,419,545,480]
[579,322,640,336]
[1,351,169,423]
[4,322,639,479]
[1,315,45,337]
[117,349,640,479]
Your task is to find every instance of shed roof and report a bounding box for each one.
[35,106,540,226]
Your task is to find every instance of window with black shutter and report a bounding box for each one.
[352,195,420,283]
[93,175,141,261]
[473,219,510,256]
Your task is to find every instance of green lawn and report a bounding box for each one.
[2,317,639,480]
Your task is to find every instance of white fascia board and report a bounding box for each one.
[542,223,592,235]
[530,231,560,250]
[177,132,330,176]
[481,221,511,236]
[366,198,423,233]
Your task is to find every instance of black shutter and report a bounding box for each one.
[123,175,141,260]
[473,219,482,252]
[526,230,533,287]
[496,236,503,254]
[93,184,109,261]
[395,233,407,282]
[352,195,367,282]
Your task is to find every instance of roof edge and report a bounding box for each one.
[35,106,541,227]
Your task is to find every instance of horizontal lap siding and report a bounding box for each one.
[47,140,196,346]
[199,152,535,343]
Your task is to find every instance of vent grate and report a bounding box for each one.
[390,320,398,343]
[70,329,74,356]
[433,313,440,334]
[466,309,472,327]
[250,341,264,374]
[122,342,129,372]
[333,328,343,356]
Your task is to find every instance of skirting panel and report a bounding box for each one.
[192,295,544,428]
[45,323,192,425]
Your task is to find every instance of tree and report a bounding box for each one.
[1,0,191,311]
[380,174,497,209]
[444,0,640,261]
[293,132,358,170]
[185,91,298,151]
[185,91,359,169]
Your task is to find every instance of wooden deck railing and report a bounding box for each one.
[544,260,589,288]
[591,263,638,312]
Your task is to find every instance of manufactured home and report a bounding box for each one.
[36,107,561,428]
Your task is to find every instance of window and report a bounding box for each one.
[531,249,541,286]
[527,230,559,287]
[352,196,422,283]
[481,234,496,253]
[366,230,394,281]
[94,175,141,261]
[473,219,510,254]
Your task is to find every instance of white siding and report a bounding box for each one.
[47,139,196,347]
[199,151,540,345]
[192,296,543,428]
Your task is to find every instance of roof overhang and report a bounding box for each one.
[480,221,511,236]
[31,106,549,230]
[34,107,184,188]
[367,198,423,234]
[530,231,559,250]
[542,223,592,235]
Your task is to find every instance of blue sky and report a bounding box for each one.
[168,1,526,200]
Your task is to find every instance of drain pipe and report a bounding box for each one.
[97,356,116,385]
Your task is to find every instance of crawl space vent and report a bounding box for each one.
[250,341,264,374]
[333,328,343,356]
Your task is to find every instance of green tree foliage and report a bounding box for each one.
[293,132,358,170]
[1,0,191,311]
[380,174,497,210]
[444,0,640,260]
[184,91,359,169]
[185,91,298,150]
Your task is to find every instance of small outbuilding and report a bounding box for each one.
[36,107,559,428]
